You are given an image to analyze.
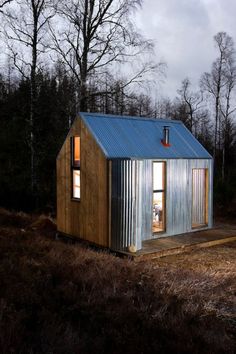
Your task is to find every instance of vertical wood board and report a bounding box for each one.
[56,117,109,247]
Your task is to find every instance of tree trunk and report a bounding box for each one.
[80,79,88,112]
[214,96,219,160]
[30,3,39,204]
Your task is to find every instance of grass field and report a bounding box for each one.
[0,208,235,353]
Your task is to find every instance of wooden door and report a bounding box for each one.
[192,169,208,228]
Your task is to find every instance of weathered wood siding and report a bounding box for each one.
[57,117,109,247]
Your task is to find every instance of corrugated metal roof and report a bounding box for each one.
[79,112,212,159]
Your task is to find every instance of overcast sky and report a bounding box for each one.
[135,0,236,99]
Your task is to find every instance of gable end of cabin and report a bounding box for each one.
[56,116,109,247]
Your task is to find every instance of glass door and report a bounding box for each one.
[153,162,165,233]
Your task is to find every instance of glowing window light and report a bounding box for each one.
[73,170,80,199]
[153,162,164,190]
[74,137,80,167]
[153,162,165,233]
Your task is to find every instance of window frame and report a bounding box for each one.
[71,136,81,201]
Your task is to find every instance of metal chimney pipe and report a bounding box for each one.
[162,126,170,146]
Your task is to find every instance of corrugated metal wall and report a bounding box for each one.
[110,158,213,251]
[165,159,190,237]
[110,160,152,251]
[147,159,213,239]
[164,159,213,238]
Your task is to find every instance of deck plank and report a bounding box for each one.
[117,226,236,260]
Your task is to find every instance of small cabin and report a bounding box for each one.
[57,113,213,252]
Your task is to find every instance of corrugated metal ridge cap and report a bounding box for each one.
[79,111,183,125]
[105,156,213,159]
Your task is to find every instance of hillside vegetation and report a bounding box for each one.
[0,208,235,353]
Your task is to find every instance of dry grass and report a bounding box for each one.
[0,209,235,353]
[150,244,236,319]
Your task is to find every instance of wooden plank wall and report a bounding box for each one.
[57,117,109,247]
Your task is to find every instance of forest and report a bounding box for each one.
[0,0,235,216]
[0,1,235,352]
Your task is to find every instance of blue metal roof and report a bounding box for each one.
[79,112,212,159]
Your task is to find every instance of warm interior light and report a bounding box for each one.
[153,162,165,233]
[73,170,80,199]
[74,137,80,167]
[153,162,163,190]
[153,192,163,209]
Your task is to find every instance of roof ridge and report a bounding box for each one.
[79,112,182,124]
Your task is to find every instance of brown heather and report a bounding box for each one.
[0,208,235,353]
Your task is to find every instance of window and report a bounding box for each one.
[153,162,166,233]
[71,136,80,199]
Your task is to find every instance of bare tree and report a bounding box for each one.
[0,0,13,12]
[200,32,234,159]
[3,0,56,201]
[200,31,236,181]
[219,52,236,179]
[177,78,203,133]
[49,0,160,111]
[154,98,173,119]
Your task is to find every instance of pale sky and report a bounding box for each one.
[135,0,236,99]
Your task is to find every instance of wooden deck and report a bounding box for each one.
[120,225,236,260]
